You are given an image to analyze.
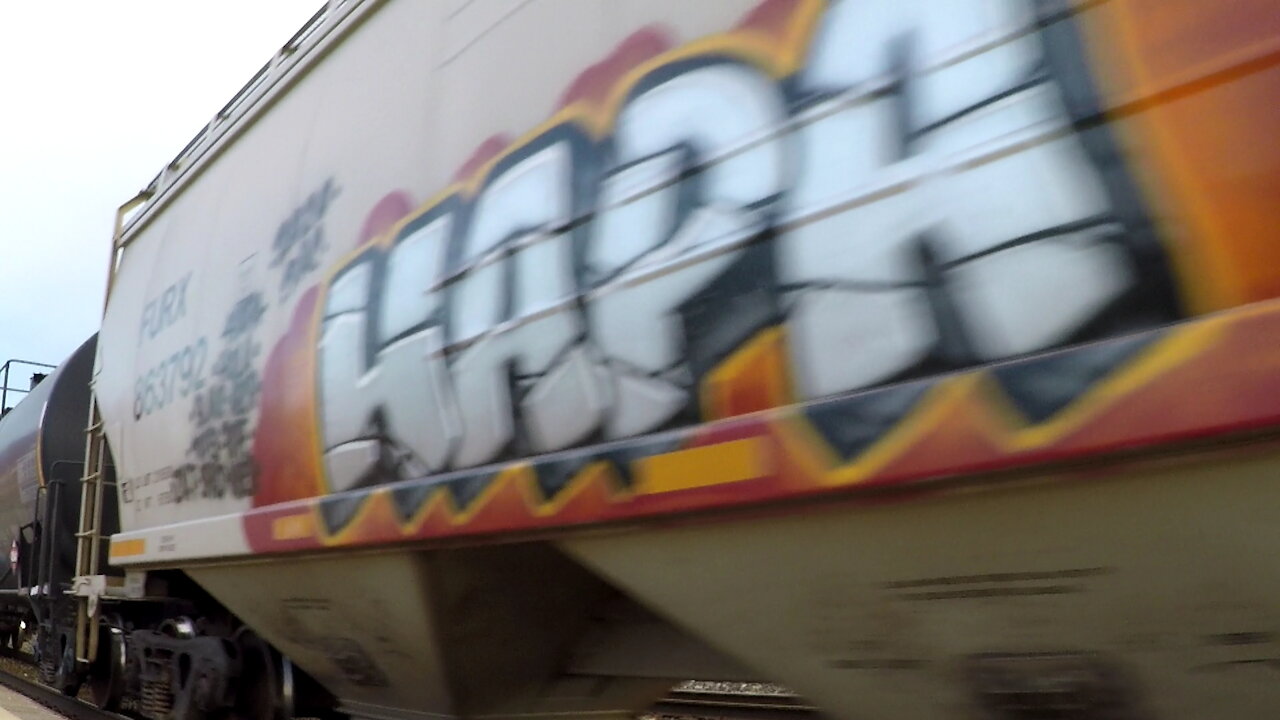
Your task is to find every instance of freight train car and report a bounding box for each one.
[3,337,328,714]
[20,0,1280,719]
[0,338,102,658]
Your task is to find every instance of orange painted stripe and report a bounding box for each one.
[271,512,316,541]
[634,438,769,494]
[108,538,146,559]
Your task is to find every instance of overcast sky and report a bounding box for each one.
[0,1,322,390]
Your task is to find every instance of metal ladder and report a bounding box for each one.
[73,398,111,663]
[71,191,152,666]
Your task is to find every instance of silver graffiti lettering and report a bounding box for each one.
[319,216,462,492]
[589,63,788,437]
[314,0,1168,492]
[781,0,1132,400]
[448,142,604,466]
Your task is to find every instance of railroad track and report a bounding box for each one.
[0,651,816,720]
[648,688,821,720]
[0,653,126,720]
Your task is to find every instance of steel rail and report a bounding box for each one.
[0,661,129,720]
[649,689,823,720]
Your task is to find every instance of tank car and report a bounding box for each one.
[22,0,1280,719]
[0,338,327,715]
[0,338,103,661]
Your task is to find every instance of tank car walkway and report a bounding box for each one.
[0,684,73,720]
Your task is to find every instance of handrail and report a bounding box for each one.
[0,359,57,413]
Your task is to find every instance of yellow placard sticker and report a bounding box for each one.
[109,538,146,559]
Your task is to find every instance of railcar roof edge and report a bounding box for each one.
[113,0,382,254]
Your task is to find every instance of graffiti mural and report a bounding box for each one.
[273,179,341,300]
[310,0,1180,495]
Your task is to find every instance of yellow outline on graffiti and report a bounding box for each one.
[699,326,796,422]
[777,318,1223,487]
[516,460,631,518]
[771,377,975,487]
[982,320,1222,450]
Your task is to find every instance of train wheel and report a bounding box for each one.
[86,622,126,711]
[233,630,294,720]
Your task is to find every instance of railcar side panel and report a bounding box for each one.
[94,0,1280,560]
